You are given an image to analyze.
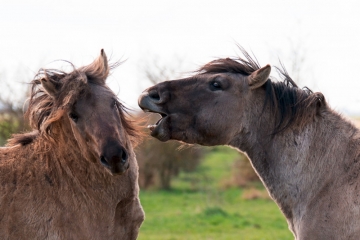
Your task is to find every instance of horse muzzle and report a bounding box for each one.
[100,143,129,175]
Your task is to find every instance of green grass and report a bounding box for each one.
[138,147,293,240]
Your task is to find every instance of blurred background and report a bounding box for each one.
[1,0,360,239]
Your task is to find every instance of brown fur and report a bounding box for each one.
[0,50,144,239]
[139,47,360,239]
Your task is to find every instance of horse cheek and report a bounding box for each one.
[69,122,97,161]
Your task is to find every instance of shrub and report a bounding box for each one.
[241,188,271,200]
[0,69,31,146]
[222,153,261,188]
[135,113,205,190]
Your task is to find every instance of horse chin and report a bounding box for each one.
[148,116,170,142]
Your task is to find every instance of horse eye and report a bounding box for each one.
[210,81,222,91]
[69,112,79,123]
[112,100,119,110]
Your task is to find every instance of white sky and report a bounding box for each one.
[1,0,360,115]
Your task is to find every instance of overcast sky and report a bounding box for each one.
[1,0,360,115]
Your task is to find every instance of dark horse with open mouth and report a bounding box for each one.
[139,47,360,239]
[0,50,144,239]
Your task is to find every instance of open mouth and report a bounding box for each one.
[147,113,167,131]
[138,92,170,141]
[143,110,170,141]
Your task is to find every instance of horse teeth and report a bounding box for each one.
[147,125,156,131]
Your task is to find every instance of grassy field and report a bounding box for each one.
[138,147,293,240]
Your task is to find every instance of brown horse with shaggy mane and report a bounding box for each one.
[139,47,360,239]
[0,50,144,239]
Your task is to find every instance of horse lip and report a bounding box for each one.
[148,115,170,141]
[106,168,128,176]
[149,110,168,117]
[139,93,168,118]
[104,163,129,176]
[148,115,168,130]
[139,92,170,141]
[138,92,168,116]
[112,167,128,175]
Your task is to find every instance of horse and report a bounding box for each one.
[0,50,144,240]
[138,47,360,239]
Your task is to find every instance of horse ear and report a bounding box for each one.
[40,77,58,97]
[99,49,109,76]
[81,49,110,83]
[248,64,271,89]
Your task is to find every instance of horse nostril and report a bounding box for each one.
[100,144,129,173]
[121,149,128,164]
[100,155,109,166]
[149,90,160,101]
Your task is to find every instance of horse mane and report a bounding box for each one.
[197,47,327,134]
[198,47,260,75]
[7,131,40,146]
[7,56,141,147]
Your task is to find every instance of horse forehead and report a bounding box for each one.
[71,85,113,114]
[155,76,202,91]
[169,73,239,85]
[160,73,243,93]
[87,84,115,102]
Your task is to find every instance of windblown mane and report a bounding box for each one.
[7,58,141,147]
[197,47,326,134]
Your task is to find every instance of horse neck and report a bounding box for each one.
[229,106,359,228]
